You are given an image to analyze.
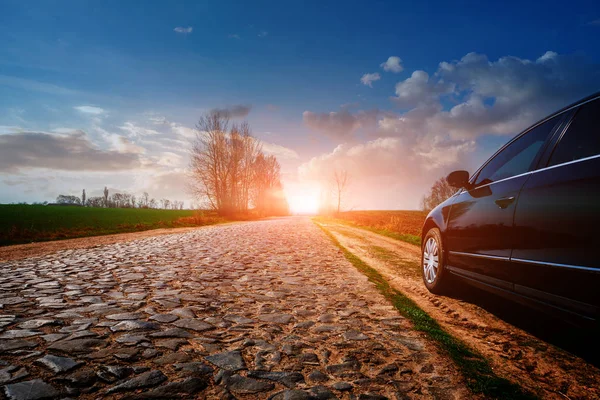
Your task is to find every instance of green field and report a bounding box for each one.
[0,205,223,246]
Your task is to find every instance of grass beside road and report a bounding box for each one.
[316,221,536,400]
[0,205,227,246]
[366,245,421,278]
[314,210,426,246]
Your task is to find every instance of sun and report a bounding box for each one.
[288,193,320,215]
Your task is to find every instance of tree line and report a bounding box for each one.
[55,188,185,210]
[421,177,456,211]
[190,112,288,216]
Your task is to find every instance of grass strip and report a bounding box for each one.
[313,216,422,246]
[367,245,421,278]
[316,221,536,400]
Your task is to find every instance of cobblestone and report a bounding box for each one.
[0,217,468,398]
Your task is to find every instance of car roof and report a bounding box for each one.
[468,91,600,184]
[534,91,600,128]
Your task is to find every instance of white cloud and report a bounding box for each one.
[258,31,268,37]
[139,137,189,154]
[260,141,299,159]
[170,122,196,139]
[360,72,381,87]
[298,132,474,209]
[74,105,105,115]
[0,125,21,134]
[537,50,558,63]
[51,127,78,134]
[432,51,599,138]
[0,130,141,173]
[301,50,600,208]
[174,26,193,34]
[301,138,403,180]
[106,135,146,155]
[144,170,190,203]
[228,34,241,39]
[148,116,169,125]
[154,152,184,167]
[303,109,379,141]
[393,70,453,107]
[381,56,403,73]
[119,122,160,137]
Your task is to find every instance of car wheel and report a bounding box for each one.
[422,227,450,294]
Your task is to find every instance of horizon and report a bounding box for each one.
[1,0,600,211]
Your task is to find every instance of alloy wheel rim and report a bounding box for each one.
[423,237,439,284]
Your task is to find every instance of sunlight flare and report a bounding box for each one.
[288,192,320,215]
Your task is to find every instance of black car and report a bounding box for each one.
[421,92,600,323]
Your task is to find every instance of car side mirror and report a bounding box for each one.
[447,170,470,189]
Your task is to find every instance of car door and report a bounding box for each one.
[445,114,565,285]
[511,98,600,317]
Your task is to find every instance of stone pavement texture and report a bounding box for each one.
[0,217,465,399]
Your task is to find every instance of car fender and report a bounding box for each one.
[421,192,460,247]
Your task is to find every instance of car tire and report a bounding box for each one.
[422,227,451,294]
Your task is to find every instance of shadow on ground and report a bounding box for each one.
[446,282,600,367]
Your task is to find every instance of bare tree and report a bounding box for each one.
[332,169,350,214]
[421,176,456,211]
[238,122,261,212]
[103,187,109,208]
[149,198,157,209]
[142,192,149,208]
[159,199,171,209]
[251,153,288,216]
[110,193,123,208]
[87,197,103,207]
[190,112,281,215]
[190,112,231,212]
[82,189,86,207]
[122,193,132,208]
[56,195,81,205]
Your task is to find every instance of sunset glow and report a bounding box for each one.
[288,192,320,215]
[0,2,598,212]
[0,3,598,397]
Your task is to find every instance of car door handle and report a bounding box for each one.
[494,196,515,209]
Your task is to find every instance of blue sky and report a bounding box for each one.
[1,0,599,209]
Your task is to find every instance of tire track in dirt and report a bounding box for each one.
[318,221,600,400]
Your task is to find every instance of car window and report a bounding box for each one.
[548,99,600,167]
[474,116,560,186]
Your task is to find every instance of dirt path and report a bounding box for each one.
[317,221,600,400]
[0,217,473,399]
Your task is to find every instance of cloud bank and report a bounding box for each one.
[0,130,141,173]
[301,51,600,208]
[303,109,379,141]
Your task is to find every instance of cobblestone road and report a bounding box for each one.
[0,217,468,399]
